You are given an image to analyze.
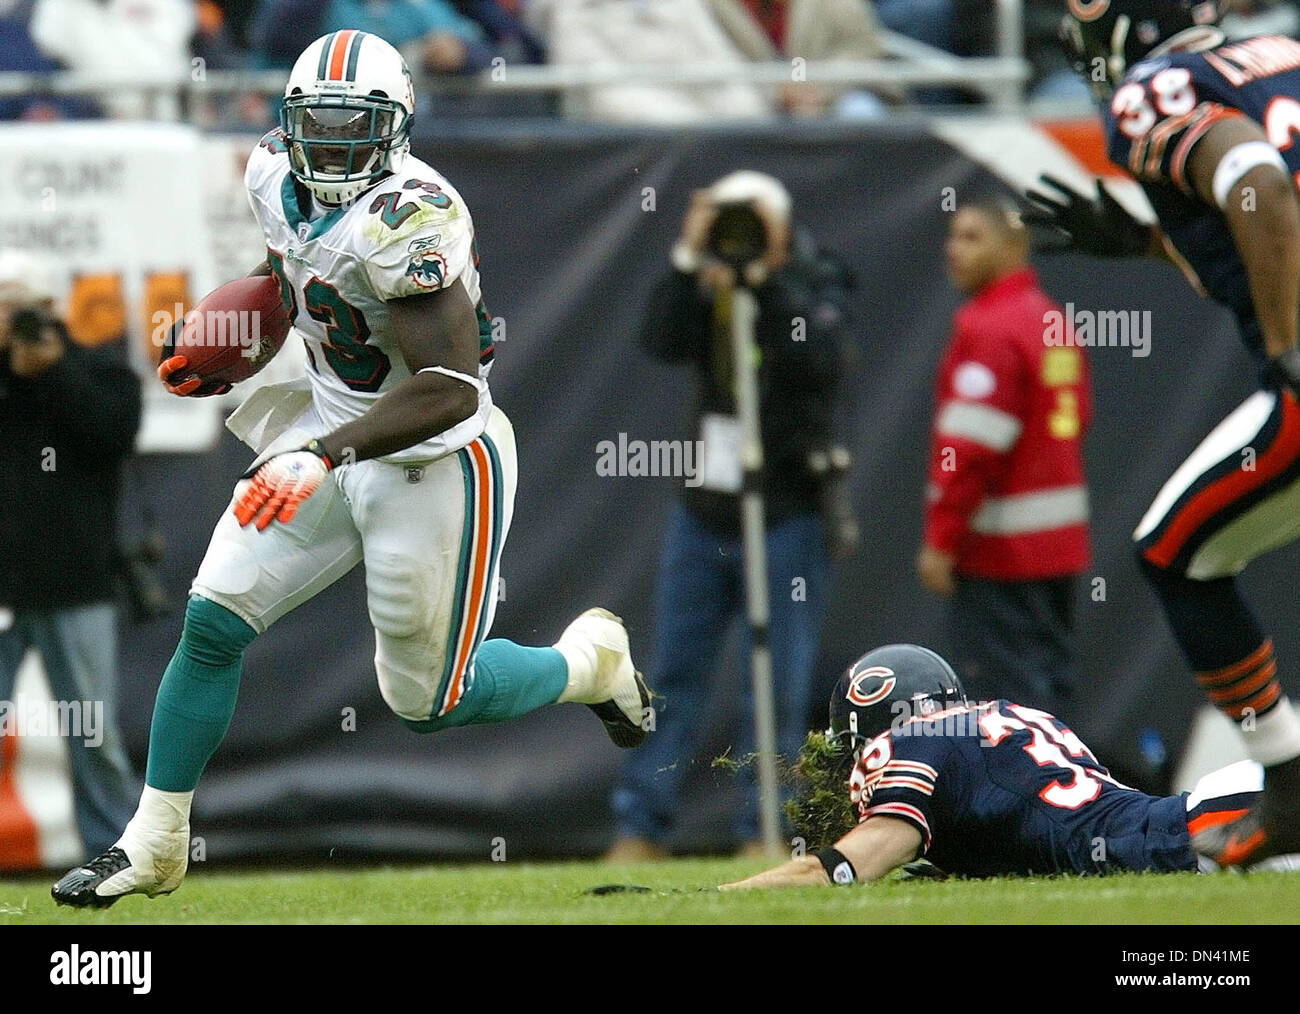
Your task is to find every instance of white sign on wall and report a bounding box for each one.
[0,122,224,452]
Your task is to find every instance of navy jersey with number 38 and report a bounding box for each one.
[1102,34,1300,361]
[851,701,1196,875]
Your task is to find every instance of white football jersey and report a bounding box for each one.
[243,129,495,464]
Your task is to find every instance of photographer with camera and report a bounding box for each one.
[0,248,141,860]
[607,171,857,860]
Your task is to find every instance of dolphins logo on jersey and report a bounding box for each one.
[406,236,447,290]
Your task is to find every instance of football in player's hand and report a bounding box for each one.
[166,275,292,390]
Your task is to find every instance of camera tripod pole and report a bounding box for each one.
[730,283,782,860]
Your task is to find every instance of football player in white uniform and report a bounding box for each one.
[53,30,650,908]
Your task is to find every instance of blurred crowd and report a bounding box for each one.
[1,0,1299,125]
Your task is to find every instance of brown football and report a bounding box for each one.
[169,275,292,388]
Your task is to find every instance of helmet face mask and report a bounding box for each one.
[281,31,416,205]
[281,95,407,198]
[824,710,862,772]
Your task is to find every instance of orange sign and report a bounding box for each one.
[64,273,127,347]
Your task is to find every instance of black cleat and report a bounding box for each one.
[588,666,652,749]
[51,847,133,908]
[1194,756,1300,870]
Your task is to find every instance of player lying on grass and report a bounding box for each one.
[721,644,1296,890]
[52,30,650,908]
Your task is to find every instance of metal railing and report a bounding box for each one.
[0,2,1031,118]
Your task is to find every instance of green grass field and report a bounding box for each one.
[3,859,1299,924]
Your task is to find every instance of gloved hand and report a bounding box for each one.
[1023,174,1153,257]
[157,354,231,397]
[233,440,335,531]
[157,318,231,397]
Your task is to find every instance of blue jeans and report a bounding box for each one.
[612,504,830,846]
[0,603,136,857]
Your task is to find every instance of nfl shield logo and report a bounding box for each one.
[405,466,424,483]
[297,222,311,241]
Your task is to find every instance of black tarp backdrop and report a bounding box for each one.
[116,122,1295,860]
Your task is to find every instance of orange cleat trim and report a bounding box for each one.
[1187,807,1249,837]
[1218,828,1269,867]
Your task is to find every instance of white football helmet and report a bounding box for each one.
[280,31,416,205]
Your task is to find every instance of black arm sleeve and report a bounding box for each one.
[637,268,713,363]
[30,335,143,459]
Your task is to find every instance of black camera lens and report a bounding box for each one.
[707,202,768,270]
[10,307,47,344]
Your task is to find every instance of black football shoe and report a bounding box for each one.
[589,665,653,748]
[52,848,136,908]
[1193,756,1300,871]
[52,833,188,908]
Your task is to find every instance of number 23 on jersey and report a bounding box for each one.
[265,249,392,393]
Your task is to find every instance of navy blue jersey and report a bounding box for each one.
[1102,33,1300,363]
[850,701,1195,875]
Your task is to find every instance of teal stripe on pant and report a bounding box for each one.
[462,432,506,657]
[401,639,567,733]
[430,440,480,714]
[432,433,508,720]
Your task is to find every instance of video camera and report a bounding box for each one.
[706,200,770,273]
[8,306,59,345]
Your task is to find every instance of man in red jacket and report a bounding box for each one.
[917,196,1092,716]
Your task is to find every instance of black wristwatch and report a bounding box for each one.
[303,438,336,470]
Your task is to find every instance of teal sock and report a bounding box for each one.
[145,595,257,792]
[402,639,567,732]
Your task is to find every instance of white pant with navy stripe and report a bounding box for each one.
[191,403,516,723]
[1134,389,1300,579]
